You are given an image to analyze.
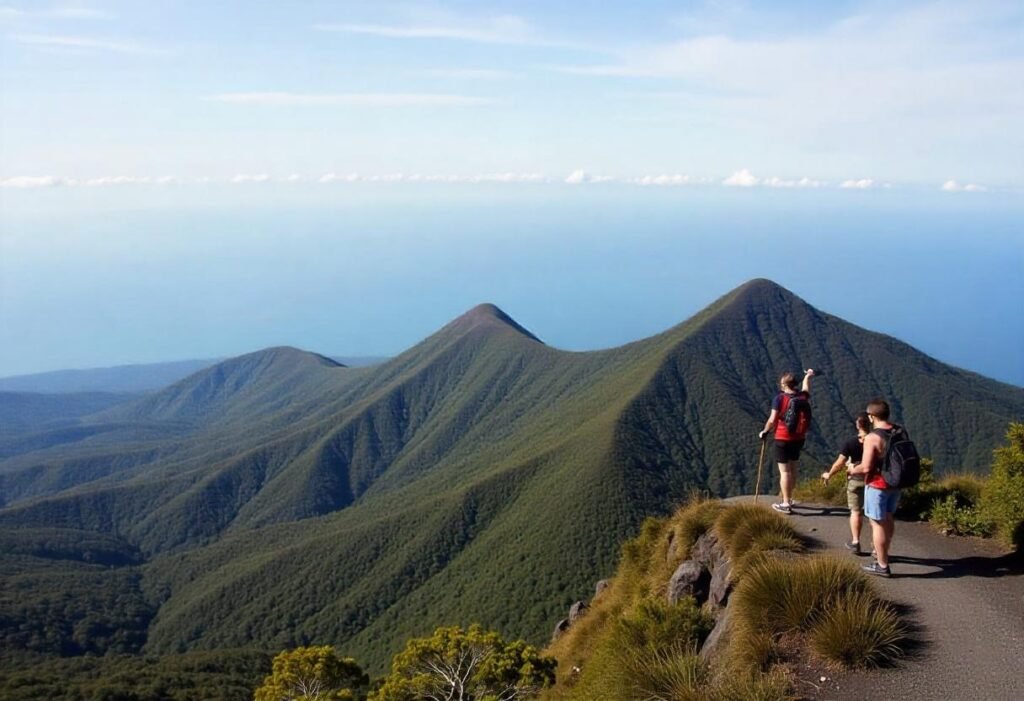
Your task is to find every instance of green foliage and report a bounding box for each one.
[714,504,803,577]
[980,423,1024,548]
[729,556,907,673]
[0,649,271,700]
[808,591,907,668]
[793,475,847,506]
[613,597,714,654]
[928,495,993,538]
[370,625,555,701]
[254,646,367,701]
[2,283,1022,694]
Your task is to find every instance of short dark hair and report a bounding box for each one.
[855,412,871,432]
[779,372,798,390]
[866,399,890,421]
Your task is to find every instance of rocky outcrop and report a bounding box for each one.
[667,560,711,605]
[550,594,597,643]
[667,531,732,609]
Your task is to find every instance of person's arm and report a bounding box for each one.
[801,368,815,393]
[849,434,880,476]
[760,409,778,439]
[821,453,847,481]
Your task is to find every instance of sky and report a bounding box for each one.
[1,1,1022,385]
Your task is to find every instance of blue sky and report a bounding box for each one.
[2,0,1023,189]
[1,2,1022,385]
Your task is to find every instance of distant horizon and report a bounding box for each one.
[2,273,1021,388]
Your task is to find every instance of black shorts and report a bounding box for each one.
[775,440,805,463]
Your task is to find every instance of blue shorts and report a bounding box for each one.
[864,485,900,521]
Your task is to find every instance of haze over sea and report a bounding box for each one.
[2,1,1022,386]
[2,186,1021,386]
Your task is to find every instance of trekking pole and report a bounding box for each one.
[754,434,767,503]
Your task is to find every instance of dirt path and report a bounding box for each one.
[780,502,1024,700]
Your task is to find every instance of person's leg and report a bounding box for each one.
[878,490,899,567]
[781,462,797,504]
[850,509,863,544]
[863,486,891,574]
[874,514,892,568]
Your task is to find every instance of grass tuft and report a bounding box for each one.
[809,590,908,668]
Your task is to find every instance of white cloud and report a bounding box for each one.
[230,174,271,184]
[550,3,1024,184]
[313,15,538,45]
[82,176,179,186]
[564,170,617,184]
[840,178,875,189]
[9,33,160,54]
[0,175,70,188]
[941,179,986,192]
[763,176,827,188]
[722,168,759,187]
[284,173,302,183]
[629,174,709,186]
[208,92,495,107]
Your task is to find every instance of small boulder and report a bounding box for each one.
[708,557,733,609]
[690,531,724,568]
[551,618,571,643]
[568,600,589,624]
[595,580,610,597]
[667,560,711,605]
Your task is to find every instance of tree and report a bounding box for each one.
[370,625,556,701]
[254,646,368,701]
[981,423,1024,547]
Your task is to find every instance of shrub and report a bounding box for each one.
[715,505,800,559]
[980,423,1024,549]
[713,504,804,580]
[616,646,709,701]
[613,597,714,654]
[794,475,846,506]
[371,625,555,701]
[928,495,993,538]
[808,590,907,668]
[732,556,873,635]
[254,646,367,701]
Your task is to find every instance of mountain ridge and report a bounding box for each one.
[1,278,1021,678]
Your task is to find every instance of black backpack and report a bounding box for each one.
[782,393,812,438]
[878,425,921,489]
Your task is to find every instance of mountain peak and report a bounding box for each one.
[448,303,543,343]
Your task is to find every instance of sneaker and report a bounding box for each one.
[771,502,792,514]
[862,562,892,578]
[845,541,861,555]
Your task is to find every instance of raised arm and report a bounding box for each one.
[801,368,815,393]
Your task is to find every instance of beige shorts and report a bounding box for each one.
[847,478,866,512]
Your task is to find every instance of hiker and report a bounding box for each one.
[820,412,871,554]
[847,398,903,577]
[759,369,814,514]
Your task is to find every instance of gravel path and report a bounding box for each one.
[780,502,1024,701]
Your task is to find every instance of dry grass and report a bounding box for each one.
[808,590,908,668]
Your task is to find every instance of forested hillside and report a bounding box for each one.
[1,279,1021,696]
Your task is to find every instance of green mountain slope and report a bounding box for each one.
[0,279,1021,681]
